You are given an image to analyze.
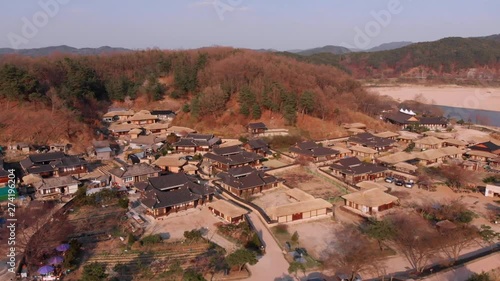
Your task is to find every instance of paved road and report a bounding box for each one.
[422,252,500,281]
[245,212,291,281]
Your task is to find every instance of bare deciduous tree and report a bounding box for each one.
[324,225,385,279]
[387,213,438,273]
[436,225,479,264]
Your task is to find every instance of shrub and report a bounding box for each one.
[245,233,263,254]
[483,175,500,184]
[62,240,82,269]
[275,224,289,234]
[118,197,129,209]
[141,234,162,245]
[81,262,108,281]
[127,233,136,245]
[291,231,299,244]
[467,272,492,281]
[404,142,415,152]
[182,268,207,281]
[184,229,203,241]
[455,210,477,224]
[264,135,302,150]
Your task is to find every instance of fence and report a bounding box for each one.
[270,149,295,163]
[315,166,360,193]
[265,163,301,175]
[213,181,273,224]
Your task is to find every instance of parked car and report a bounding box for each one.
[259,166,271,171]
[405,180,414,188]
[285,241,292,251]
[395,179,404,186]
[179,155,194,161]
[295,247,308,256]
[385,176,395,183]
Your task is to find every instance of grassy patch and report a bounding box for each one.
[305,167,348,194]
[303,256,322,269]
[271,225,292,250]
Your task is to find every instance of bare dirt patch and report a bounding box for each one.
[251,187,294,211]
[276,167,344,199]
[385,182,500,232]
[143,207,222,241]
[287,218,342,261]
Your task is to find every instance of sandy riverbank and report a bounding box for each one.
[368,85,500,112]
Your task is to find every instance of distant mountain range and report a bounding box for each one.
[281,34,500,79]
[285,41,413,55]
[365,41,413,52]
[293,45,352,56]
[0,45,131,57]
[1,34,499,81]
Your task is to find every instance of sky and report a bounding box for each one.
[0,0,499,50]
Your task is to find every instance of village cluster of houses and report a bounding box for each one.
[285,115,500,217]
[2,106,500,225]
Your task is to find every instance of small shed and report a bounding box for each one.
[267,198,332,223]
[341,188,398,215]
[393,162,418,174]
[182,164,198,175]
[485,184,500,198]
[208,200,248,224]
[129,128,143,139]
[355,181,389,192]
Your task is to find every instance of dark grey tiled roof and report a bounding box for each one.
[247,139,269,150]
[330,157,387,176]
[140,173,215,209]
[290,141,339,157]
[348,132,395,149]
[205,148,263,165]
[109,163,160,178]
[247,122,267,130]
[213,145,243,156]
[218,167,280,190]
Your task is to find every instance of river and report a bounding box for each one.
[436,105,500,127]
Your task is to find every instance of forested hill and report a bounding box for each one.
[0,48,392,145]
[281,36,500,80]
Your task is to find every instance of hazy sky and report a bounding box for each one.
[1,0,499,50]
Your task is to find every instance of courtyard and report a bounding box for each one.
[275,166,347,200]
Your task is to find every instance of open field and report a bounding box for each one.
[286,218,341,261]
[275,166,347,200]
[369,85,500,112]
[378,181,500,232]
